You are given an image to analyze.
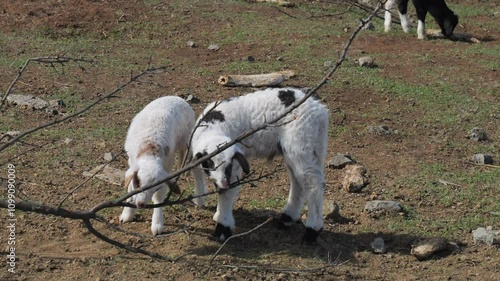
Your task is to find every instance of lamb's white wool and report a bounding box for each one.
[384,0,458,39]
[191,88,329,243]
[119,96,207,235]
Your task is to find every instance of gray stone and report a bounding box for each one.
[327,153,355,169]
[468,127,487,141]
[411,237,450,260]
[365,200,401,212]
[342,164,368,192]
[472,226,499,246]
[362,21,375,31]
[4,131,21,138]
[187,40,197,48]
[324,60,334,68]
[472,154,493,165]
[103,152,114,162]
[185,94,200,104]
[6,94,49,110]
[370,237,386,254]
[358,56,376,68]
[323,199,340,218]
[82,165,124,186]
[208,44,220,51]
[366,125,398,136]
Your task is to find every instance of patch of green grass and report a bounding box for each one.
[249,197,286,210]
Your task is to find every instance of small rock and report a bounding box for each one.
[411,237,450,260]
[63,138,73,145]
[366,125,398,136]
[324,60,334,68]
[3,131,21,139]
[472,227,499,246]
[103,152,114,162]
[6,94,49,110]
[323,200,340,218]
[208,44,219,51]
[472,154,493,165]
[342,164,368,192]
[185,94,200,104]
[362,21,375,31]
[82,165,124,186]
[468,127,487,141]
[276,56,284,62]
[365,200,401,212]
[370,237,387,254]
[358,56,376,68]
[327,153,355,169]
[48,99,65,108]
[247,55,255,62]
[187,40,197,48]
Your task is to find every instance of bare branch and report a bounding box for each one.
[0,56,95,111]
[0,65,168,152]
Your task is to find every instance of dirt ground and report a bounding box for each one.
[0,0,499,280]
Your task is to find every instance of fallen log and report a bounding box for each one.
[256,0,295,7]
[218,70,296,87]
[426,29,481,43]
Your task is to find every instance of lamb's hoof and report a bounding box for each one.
[119,212,134,224]
[279,213,301,229]
[151,223,164,236]
[301,227,323,244]
[214,223,232,242]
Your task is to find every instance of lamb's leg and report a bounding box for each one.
[281,163,305,227]
[384,0,395,32]
[119,170,137,223]
[191,167,208,207]
[151,184,167,236]
[213,185,241,242]
[415,6,428,39]
[302,170,326,243]
[397,0,411,32]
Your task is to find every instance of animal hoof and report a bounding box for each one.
[302,227,323,244]
[280,213,294,228]
[151,223,164,236]
[119,212,134,223]
[214,223,232,242]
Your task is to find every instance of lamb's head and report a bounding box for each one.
[194,135,250,189]
[124,166,179,208]
[440,12,458,37]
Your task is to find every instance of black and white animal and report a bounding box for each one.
[384,0,458,39]
[191,88,329,243]
[119,96,207,235]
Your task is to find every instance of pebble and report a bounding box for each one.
[327,153,355,169]
[472,154,493,165]
[208,44,220,51]
[364,200,401,212]
[342,164,368,193]
[103,152,114,162]
[370,237,387,254]
[366,125,398,136]
[411,237,450,260]
[358,56,376,68]
[468,127,487,141]
[472,226,499,246]
[187,40,197,48]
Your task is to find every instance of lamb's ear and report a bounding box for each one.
[124,170,139,189]
[166,180,181,194]
[132,171,140,189]
[233,152,250,174]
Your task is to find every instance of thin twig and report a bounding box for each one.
[210,217,273,263]
[0,56,94,111]
[0,65,168,152]
[58,150,126,208]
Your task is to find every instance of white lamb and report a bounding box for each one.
[119,96,207,235]
[191,88,329,243]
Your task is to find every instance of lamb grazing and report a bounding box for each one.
[119,96,207,235]
[384,0,458,39]
[191,88,329,243]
